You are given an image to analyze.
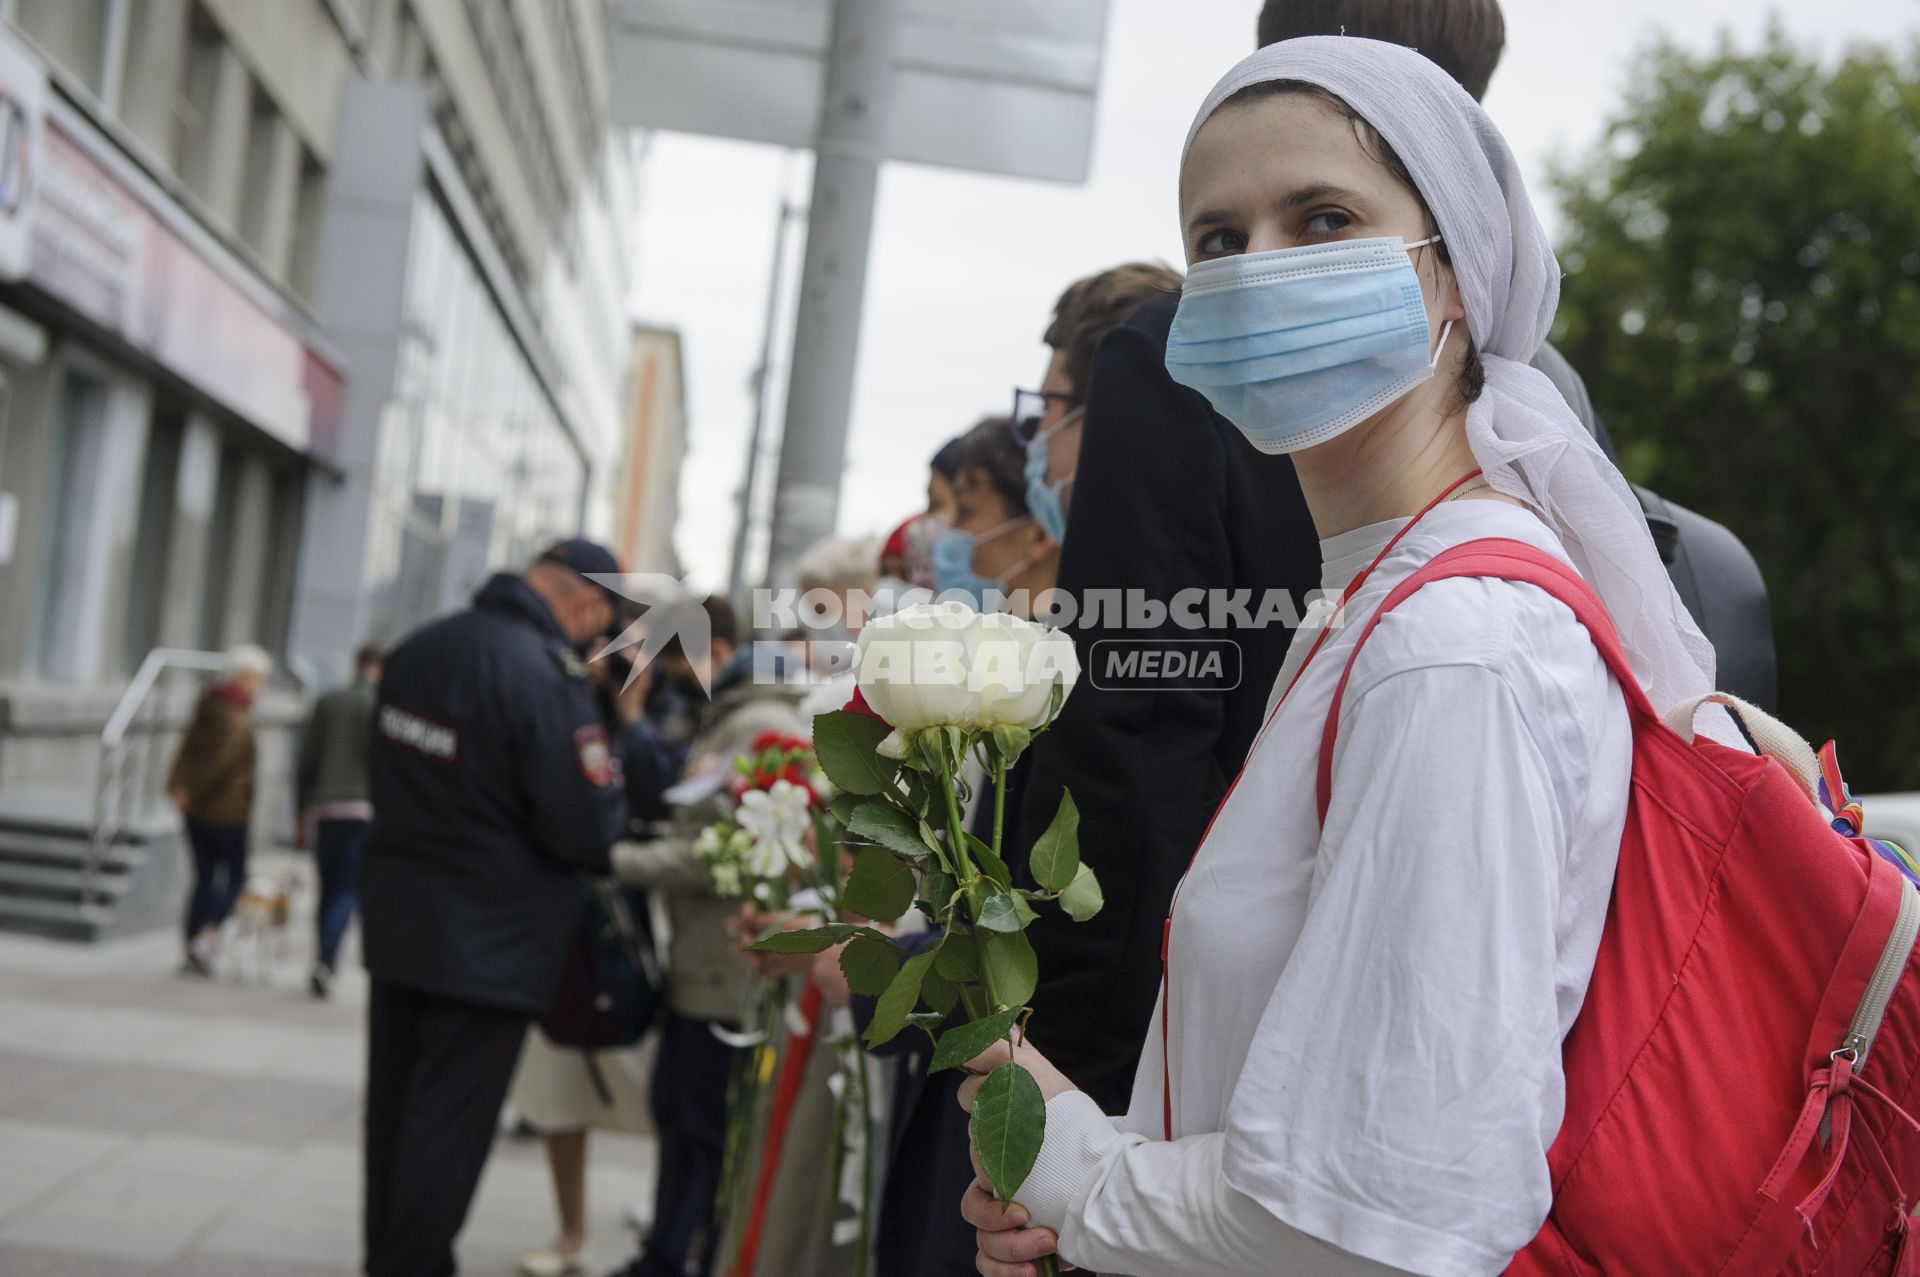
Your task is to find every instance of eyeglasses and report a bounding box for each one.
[1009,387,1080,447]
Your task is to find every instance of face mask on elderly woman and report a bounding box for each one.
[1163,235,1455,455]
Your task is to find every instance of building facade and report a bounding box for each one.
[0,0,649,861]
[612,323,685,576]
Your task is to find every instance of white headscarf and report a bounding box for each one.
[1182,36,1719,719]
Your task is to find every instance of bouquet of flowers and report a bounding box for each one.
[695,728,886,1277]
[694,731,831,904]
[750,601,1098,1275]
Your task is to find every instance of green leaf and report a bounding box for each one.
[964,832,1014,891]
[918,868,958,924]
[748,923,888,954]
[847,803,934,862]
[970,1062,1047,1204]
[934,935,979,983]
[978,927,1038,1009]
[844,846,917,921]
[905,1010,947,1039]
[1010,893,1038,927]
[1060,863,1103,922]
[839,935,901,997]
[974,891,1023,933]
[813,709,899,796]
[901,771,933,817]
[920,964,959,1015]
[864,949,935,1048]
[929,1005,1024,1074]
[827,790,865,827]
[1027,790,1081,893]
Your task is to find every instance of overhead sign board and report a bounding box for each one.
[611,0,1109,183]
[0,28,47,282]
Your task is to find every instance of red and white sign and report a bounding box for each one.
[23,98,343,459]
[0,29,46,282]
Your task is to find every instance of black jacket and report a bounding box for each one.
[1012,291,1778,1114]
[1015,290,1316,1112]
[361,573,627,1013]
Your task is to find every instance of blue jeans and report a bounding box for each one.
[184,821,248,940]
[314,818,367,970]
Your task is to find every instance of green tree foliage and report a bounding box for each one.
[1551,26,1920,790]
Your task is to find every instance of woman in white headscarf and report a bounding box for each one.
[957,36,1738,1277]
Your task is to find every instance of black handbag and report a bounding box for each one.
[539,882,662,1052]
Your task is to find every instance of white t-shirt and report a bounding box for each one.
[1016,500,1634,1276]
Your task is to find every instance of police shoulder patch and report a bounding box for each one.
[574,724,614,787]
[375,698,461,766]
[552,644,588,679]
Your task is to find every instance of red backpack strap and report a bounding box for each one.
[1315,537,1657,827]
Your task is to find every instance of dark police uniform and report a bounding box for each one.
[360,571,626,1277]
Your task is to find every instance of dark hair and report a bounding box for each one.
[955,416,1029,517]
[1254,0,1506,102]
[700,594,740,651]
[930,435,967,482]
[1044,262,1185,399]
[1213,80,1486,409]
[354,642,384,671]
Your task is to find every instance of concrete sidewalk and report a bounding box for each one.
[0,852,657,1276]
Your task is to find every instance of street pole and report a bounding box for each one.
[726,196,799,611]
[760,0,899,591]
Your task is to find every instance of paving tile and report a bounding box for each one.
[0,1063,227,1138]
[156,1076,359,1148]
[166,1251,355,1277]
[188,1143,359,1269]
[0,1240,157,1275]
[0,1050,91,1109]
[1,1134,279,1262]
[0,1120,127,1220]
[0,900,654,1275]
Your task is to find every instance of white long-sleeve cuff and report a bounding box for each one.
[1017,1090,1134,1233]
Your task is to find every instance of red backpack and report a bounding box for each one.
[1317,538,1920,1276]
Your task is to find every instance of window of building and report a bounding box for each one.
[360,190,585,640]
[289,150,328,302]
[237,83,277,255]
[33,366,111,681]
[195,440,242,651]
[14,0,114,98]
[122,403,184,674]
[363,0,401,75]
[172,4,224,203]
[395,10,428,80]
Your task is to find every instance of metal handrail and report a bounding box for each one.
[83,648,228,912]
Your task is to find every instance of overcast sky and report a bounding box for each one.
[630,0,1918,590]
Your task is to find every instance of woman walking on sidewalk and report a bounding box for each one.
[168,643,270,977]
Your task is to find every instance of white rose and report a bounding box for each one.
[969,610,1080,731]
[854,600,1078,733]
[736,779,813,880]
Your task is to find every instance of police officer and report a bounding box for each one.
[359,540,629,1277]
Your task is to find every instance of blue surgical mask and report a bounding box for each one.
[931,516,1034,610]
[1164,235,1454,454]
[1023,410,1080,545]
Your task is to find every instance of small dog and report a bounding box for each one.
[222,873,301,985]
